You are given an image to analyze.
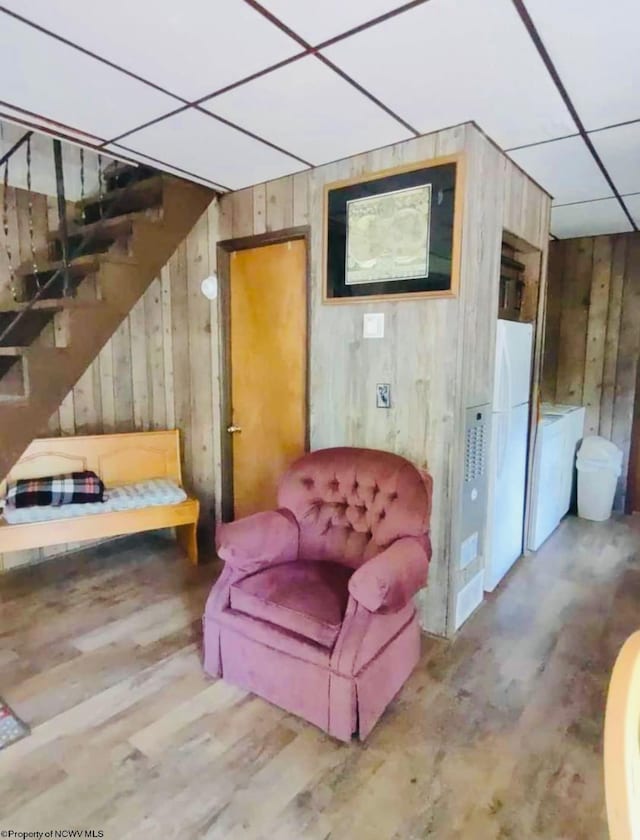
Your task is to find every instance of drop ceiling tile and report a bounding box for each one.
[590,122,640,196]
[322,0,576,148]
[551,199,633,239]
[0,14,178,140]
[203,56,413,166]
[524,0,640,130]
[508,136,612,204]
[1,1,302,101]
[259,0,410,44]
[622,194,640,228]
[119,109,306,191]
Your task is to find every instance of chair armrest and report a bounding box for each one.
[348,535,430,613]
[215,508,299,573]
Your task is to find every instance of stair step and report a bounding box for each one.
[48,209,161,246]
[0,394,27,405]
[47,209,163,263]
[76,175,164,225]
[0,347,27,398]
[103,161,157,192]
[16,255,100,301]
[15,253,137,302]
[0,310,55,350]
[0,346,27,356]
[16,253,100,281]
[49,223,131,261]
[0,298,107,349]
[0,298,105,314]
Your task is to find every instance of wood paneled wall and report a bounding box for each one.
[0,201,222,572]
[222,123,550,636]
[449,132,551,628]
[225,127,464,636]
[0,185,52,307]
[542,232,640,509]
[49,200,223,524]
[3,125,550,638]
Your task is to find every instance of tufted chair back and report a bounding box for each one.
[278,447,433,569]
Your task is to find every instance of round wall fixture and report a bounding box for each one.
[201,274,218,300]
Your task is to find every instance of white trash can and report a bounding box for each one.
[576,436,623,522]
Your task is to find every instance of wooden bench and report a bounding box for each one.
[0,430,199,565]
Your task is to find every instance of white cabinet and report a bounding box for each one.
[527,404,585,551]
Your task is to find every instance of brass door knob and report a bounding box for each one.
[227,425,242,433]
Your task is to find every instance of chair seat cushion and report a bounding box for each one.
[229,561,352,648]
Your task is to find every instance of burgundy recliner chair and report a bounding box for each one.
[203,446,432,741]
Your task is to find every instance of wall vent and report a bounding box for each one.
[464,422,487,483]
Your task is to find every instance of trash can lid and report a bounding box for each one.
[577,435,623,468]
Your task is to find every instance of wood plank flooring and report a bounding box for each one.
[1,517,639,839]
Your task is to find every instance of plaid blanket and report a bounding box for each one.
[5,471,105,509]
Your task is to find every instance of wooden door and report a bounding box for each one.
[228,239,307,519]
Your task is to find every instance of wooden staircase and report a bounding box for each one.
[0,163,213,481]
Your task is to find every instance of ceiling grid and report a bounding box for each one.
[0,0,637,236]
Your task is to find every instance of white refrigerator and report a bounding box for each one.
[484,319,533,592]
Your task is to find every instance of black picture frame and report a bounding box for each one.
[323,155,463,303]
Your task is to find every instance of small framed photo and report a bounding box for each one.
[376,383,391,409]
[324,154,463,304]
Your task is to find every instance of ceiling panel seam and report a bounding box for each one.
[109,141,231,191]
[554,192,640,209]
[513,0,638,232]
[241,0,421,136]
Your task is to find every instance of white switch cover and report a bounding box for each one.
[363,313,384,338]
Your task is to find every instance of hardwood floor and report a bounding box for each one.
[1,516,639,839]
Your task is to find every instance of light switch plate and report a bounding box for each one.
[376,383,391,408]
[363,313,384,338]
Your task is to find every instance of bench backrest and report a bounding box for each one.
[0,430,184,494]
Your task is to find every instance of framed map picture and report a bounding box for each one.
[324,155,463,303]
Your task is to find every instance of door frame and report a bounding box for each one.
[626,358,640,513]
[216,226,311,521]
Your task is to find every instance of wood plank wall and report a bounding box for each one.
[224,126,466,636]
[449,134,551,629]
[2,126,550,638]
[48,199,223,527]
[0,185,51,307]
[0,200,222,572]
[222,123,550,636]
[542,232,640,510]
